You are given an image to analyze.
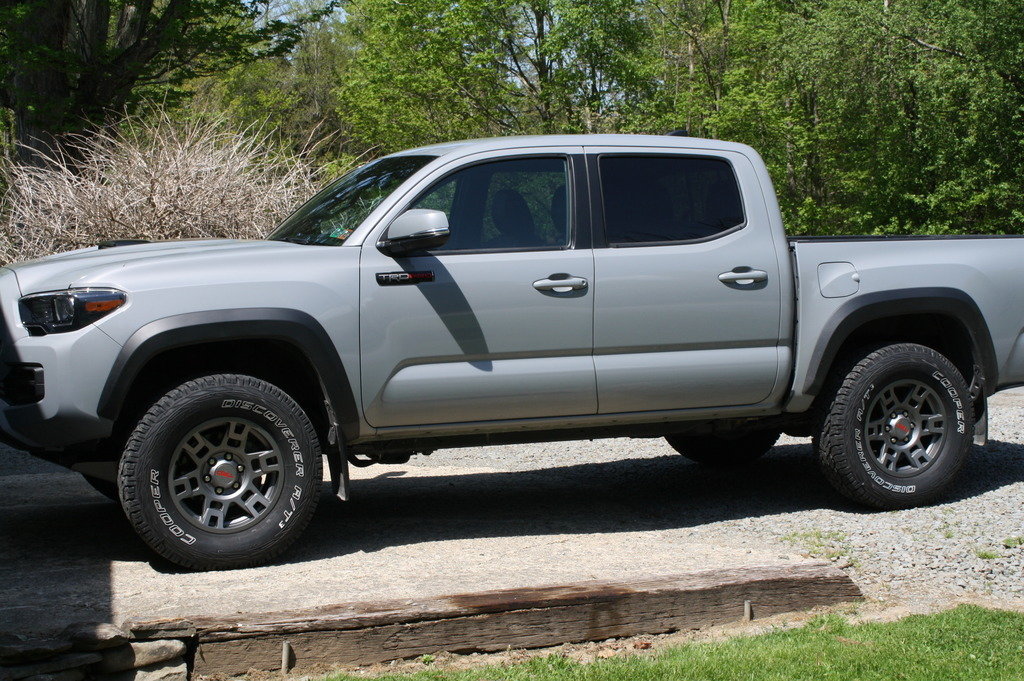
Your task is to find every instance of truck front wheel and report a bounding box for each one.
[118,374,323,570]
[816,343,973,510]
[665,429,780,466]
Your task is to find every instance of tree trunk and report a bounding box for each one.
[7,0,75,167]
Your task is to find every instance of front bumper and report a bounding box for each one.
[0,270,121,450]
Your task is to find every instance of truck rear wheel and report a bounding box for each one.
[118,374,322,570]
[665,429,780,466]
[816,343,973,509]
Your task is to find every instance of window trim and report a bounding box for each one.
[591,152,748,248]
[395,153,582,256]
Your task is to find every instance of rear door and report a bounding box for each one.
[587,147,785,413]
[359,148,597,428]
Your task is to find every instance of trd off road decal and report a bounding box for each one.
[149,469,197,545]
[375,271,434,286]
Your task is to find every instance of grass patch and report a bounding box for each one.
[323,605,1024,681]
[1003,537,1023,549]
[781,529,852,563]
[975,548,1001,560]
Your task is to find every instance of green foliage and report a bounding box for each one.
[321,605,1024,680]
[335,0,657,153]
[4,0,1022,236]
[0,0,335,165]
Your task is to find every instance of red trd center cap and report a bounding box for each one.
[209,460,239,487]
[890,416,914,441]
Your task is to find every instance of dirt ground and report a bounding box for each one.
[2,392,1022,639]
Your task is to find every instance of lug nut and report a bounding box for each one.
[885,426,891,432]
[215,487,223,494]
[225,453,232,461]
[232,482,240,489]
[890,438,897,443]
[208,458,216,465]
[237,465,244,472]
[203,475,211,482]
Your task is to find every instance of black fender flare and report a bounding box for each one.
[97,307,361,446]
[801,287,998,399]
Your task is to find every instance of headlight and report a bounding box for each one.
[19,288,126,334]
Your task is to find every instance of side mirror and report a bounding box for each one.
[378,209,450,256]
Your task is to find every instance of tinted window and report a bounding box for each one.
[411,157,569,251]
[599,156,744,244]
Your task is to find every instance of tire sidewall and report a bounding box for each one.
[124,379,320,565]
[840,349,971,503]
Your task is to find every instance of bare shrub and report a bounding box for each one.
[0,114,327,265]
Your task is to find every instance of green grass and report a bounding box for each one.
[781,529,853,563]
[975,548,1002,560]
[324,606,1024,681]
[1003,537,1023,549]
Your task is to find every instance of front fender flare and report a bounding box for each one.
[97,308,361,445]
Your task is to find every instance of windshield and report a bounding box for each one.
[269,155,436,245]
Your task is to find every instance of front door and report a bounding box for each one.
[588,148,785,413]
[359,151,597,428]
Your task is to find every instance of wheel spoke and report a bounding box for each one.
[240,481,272,516]
[199,499,226,530]
[221,420,253,453]
[907,384,930,410]
[179,432,217,466]
[921,414,944,436]
[245,448,282,475]
[172,471,203,501]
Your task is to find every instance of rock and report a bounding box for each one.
[61,624,127,652]
[21,670,85,681]
[93,642,186,674]
[99,658,187,681]
[0,638,73,665]
[0,653,101,681]
[121,620,195,641]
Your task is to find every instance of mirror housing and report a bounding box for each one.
[378,209,450,256]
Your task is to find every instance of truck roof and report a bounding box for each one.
[389,134,756,159]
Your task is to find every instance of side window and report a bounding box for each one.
[599,155,744,244]
[410,157,569,251]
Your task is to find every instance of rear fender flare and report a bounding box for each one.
[800,287,997,400]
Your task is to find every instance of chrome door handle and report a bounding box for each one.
[718,269,768,285]
[533,275,588,292]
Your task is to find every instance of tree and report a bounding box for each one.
[0,0,333,166]
[336,0,656,153]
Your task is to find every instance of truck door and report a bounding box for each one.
[587,148,785,413]
[359,149,597,428]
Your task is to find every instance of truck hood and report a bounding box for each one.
[8,239,307,294]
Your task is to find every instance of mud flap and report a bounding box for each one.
[973,398,988,446]
[324,401,350,502]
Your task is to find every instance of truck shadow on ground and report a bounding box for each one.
[2,438,1021,633]
[286,439,1024,563]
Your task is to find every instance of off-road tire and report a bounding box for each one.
[118,374,323,570]
[815,343,973,510]
[665,429,781,467]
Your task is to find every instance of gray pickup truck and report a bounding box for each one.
[1,134,1017,569]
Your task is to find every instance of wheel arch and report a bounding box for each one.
[98,308,360,452]
[798,288,997,405]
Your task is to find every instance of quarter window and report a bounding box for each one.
[599,156,744,244]
[411,157,570,251]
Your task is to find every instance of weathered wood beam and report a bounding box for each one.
[173,562,860,675]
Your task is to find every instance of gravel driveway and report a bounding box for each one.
[1,391,1022,635]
